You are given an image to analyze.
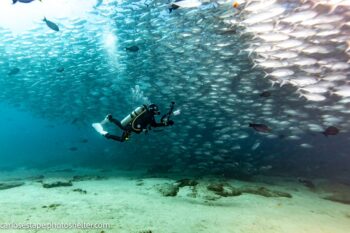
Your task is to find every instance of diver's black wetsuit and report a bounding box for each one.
[105,108,172,142]
[104,117,127,142]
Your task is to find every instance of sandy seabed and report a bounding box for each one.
[0,167,349,233]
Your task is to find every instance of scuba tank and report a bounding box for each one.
[121,105,147,127]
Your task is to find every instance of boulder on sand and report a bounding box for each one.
[0,182,25,190]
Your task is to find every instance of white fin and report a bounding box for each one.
[101,118,109,125]
[92,123,108,136]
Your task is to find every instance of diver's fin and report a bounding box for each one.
[100,114,113,125]
[92,123,108,136]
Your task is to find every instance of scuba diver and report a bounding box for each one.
[92,102,176,142]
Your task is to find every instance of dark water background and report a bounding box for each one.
[1,101,349,182]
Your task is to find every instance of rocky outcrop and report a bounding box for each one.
[71,175,105,182]
[241,187,292,198]
[0,182,24,190]
[206,183,292,198]
[207,183,242,197]
[42,181,72,188]
[157,183,180,197]
[175,179,198,188]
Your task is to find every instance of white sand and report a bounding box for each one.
[0,168,349,233]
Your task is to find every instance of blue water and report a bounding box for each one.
[1,2,350,233]
[0,0,349,182]
[0,100,349,181]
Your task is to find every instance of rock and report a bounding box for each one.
[42,181,73,188]
[272,190,292,198]
[207,183,291,198]
[187,186,198,198]
[73,188,87,194]
[42,204,61,210]
[241,187,292,198]
[207,183,224,193]
[136,180,144,186]
[203,195,221,201]
[207,183,242,197]
[0,182,24,190]
[317,182,350,203]
[71,175,105,182]
[175,178,198,187]
[6,175,44,182]
[323,194,350,205]
[158,183,179,197]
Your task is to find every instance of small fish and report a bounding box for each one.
[300,93,326,102]
[249,123,271,133]
[69,147,78,151]
[259,165,272,172]
[268,69,294,78]
[299,84,328,94]
[126,45,139,52]
[322,126,339,136]
[169,1,180,13]
[56,67,64,73]
[259,91,271,97]
[217,28,237,35]
[71,118,78,124]
[43,17,59,32]
[333,86,350,97]
[8,68,20,76]
[232,1,239,8]
[169,0,201,12]
[290,76,318,87]
[251,141,261,150]
[94,0,103,8]
[13,0,40,4]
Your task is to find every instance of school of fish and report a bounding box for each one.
[0,0,349,175]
